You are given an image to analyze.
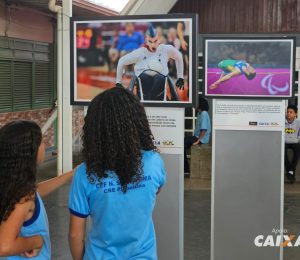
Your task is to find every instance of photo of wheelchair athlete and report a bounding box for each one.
[116,23,188,102]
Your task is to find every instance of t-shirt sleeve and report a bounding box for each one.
[69,163,90,218]
[157,154,167,188]
[297,120,300,139]
[199,112,209,131]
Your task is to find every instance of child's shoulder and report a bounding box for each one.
[19,193,35,203]
[74,163,87,177]
[142,150,162,162]
[142,149,158,156]
[289,118,300,125]
[11,195,35,222]
[199,110,209,118]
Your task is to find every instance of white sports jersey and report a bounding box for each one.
[116,44,184,84]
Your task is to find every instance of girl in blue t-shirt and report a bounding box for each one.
[69,87,166,260]
[0,120,74,259]
[184,96,211,174]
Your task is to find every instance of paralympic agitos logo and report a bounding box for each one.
[261,74,289,95]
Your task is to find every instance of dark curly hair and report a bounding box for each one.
[0,120,42,222]
[82,87,156,192]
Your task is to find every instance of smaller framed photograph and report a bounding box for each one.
[204,37,295,98]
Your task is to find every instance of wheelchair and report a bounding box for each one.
[127,69,180,102]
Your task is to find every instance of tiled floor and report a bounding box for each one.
[184,189,300,260]
[38,160,300,259]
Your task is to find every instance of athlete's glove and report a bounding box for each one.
[116,83,123,88]
[175,78,184,90]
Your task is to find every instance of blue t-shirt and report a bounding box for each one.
[117,32,144,52]
[193,110,211,143]
[7,193,51,260]
[69,150,166,260]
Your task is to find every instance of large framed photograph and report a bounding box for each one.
[204,37,295,98]
[71,14,198,107]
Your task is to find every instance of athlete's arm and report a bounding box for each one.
[0,199,43,256]
[69,214,86,260]
[218,71,225,80]
[217,70,240,83]
[116,48,143,84]
[177,22,188,51]
[166,45,184,79]
[210,69,241,89]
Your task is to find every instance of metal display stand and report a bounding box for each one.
[211,99,285,260]
[146,107,185,260]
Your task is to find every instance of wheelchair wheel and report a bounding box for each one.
[127,75,141,100]
[128,75,137,92]
[167,77,180,101]
[135,79,141,100]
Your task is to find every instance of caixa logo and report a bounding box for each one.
[258,122,269,126]
[254,235,300,247]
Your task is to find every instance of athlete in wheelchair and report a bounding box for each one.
[115,24,184,101]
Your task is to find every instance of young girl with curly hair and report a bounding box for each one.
[0,120,74,259]
[69,87,166,260]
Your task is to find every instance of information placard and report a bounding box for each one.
[213,99,285,131]
[146,107,184,154]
